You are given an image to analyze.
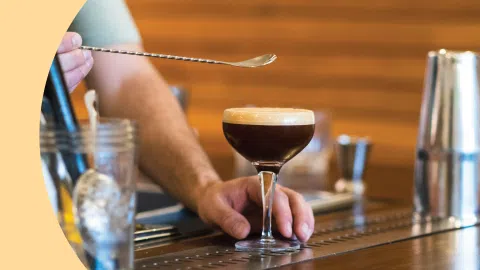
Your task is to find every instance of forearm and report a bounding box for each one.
[84,44,221,211]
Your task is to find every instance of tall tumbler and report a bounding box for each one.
[41,118,138,269]
[414,49,480,222]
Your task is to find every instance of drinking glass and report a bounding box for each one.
[222,108,315,252]
[40,118,138,270]
[232,111,332,190]
[278,111,332,191]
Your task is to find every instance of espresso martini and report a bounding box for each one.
[222,107,315,252]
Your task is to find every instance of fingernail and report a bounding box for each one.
[301,223,310,238]
[72,34,82,47]
[285,222,292,237]
[232,221,247,238]
[83,50,92,61]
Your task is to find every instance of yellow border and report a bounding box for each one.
[0,0,86,269]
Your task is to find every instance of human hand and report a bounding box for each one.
[57,32,94,92]
[196,176,314,242]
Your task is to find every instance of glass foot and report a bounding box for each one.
[235,239,300,252]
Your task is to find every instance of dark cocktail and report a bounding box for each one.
[223,107,315,251]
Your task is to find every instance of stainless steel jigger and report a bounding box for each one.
[334,135,372,195]
[414,49,480,224]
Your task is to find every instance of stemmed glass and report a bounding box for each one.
[222,107,315,252]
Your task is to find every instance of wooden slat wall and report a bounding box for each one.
[71,0,480,199]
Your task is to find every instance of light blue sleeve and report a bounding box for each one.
[68,0,142,47]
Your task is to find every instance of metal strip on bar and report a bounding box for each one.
[135,208,480,269]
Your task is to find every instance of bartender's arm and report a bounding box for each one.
[60,0,314,242]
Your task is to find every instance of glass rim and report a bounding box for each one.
[336,134,371,145]
[40,117,137,134]
[222,107,315,126]
[40,117,137,152]
[223,107,314,114]
[428,49,478,58]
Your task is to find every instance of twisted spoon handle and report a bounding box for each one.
[80,46,223,65]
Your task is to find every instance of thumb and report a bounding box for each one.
[207,200,251,239]
[57,32,82,53]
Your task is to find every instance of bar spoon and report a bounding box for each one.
[80,45,277,68]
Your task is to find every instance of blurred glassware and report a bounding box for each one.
[232,110,332,191]
[333,135,372,195]
[41,118,138,270]
[170,85,189,112]
[232,150,257,178]
[280,111,332,191]
[170,85,199,137]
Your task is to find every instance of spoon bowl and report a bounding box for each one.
[230,54,277,68]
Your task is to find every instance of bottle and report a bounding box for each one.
[43,55,88,184]
[42,54,90,268]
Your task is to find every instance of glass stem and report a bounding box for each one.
[258,171,277,242]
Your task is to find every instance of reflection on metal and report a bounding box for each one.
[411,225,479,270]
[414,50,480,220]
[135,208,480,269]
[453,227,478,270]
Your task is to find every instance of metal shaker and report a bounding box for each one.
[414,49,480,222]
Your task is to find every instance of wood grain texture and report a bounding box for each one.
[133,200,479,270]
[71,0,480,200]
[280,225,480,270]
[134,201,403,260]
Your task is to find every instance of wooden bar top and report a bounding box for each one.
[135,197,480,269]
[282,225,480,269]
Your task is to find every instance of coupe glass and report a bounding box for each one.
[222,107,315,252]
